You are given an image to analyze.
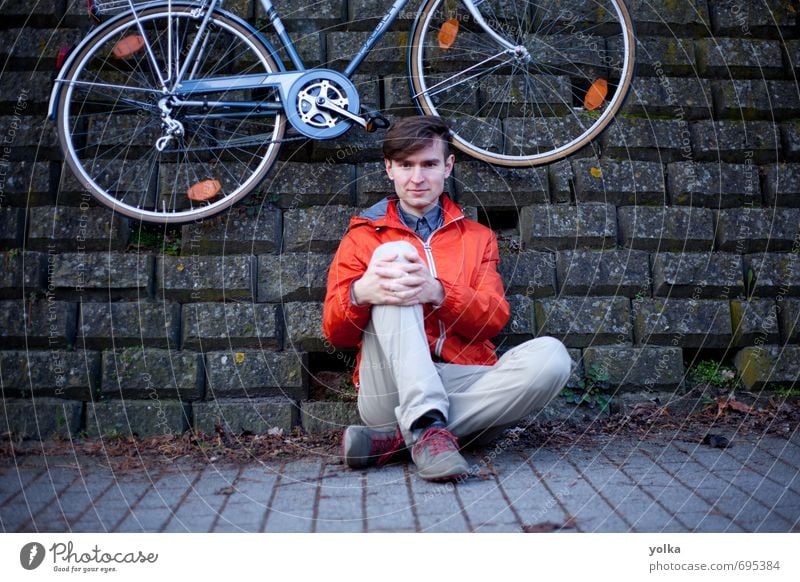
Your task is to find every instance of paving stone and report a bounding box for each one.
[156,255,254,301]
[283,205,354,252]
[651,252,744,298]
[520,204,616,250]
[301,401,360,434]
[633,298,732,348]
[709,0,796,36]
[205,350,306,399]
[1,398,82,440]
[101,348,204,401]
[558,249,650,297]
[0,299,77,348]
[498,250,557,297]
[283,301,324,350]
[717,208,800,253]
[690,120,779,164]
[0,349,100,399]
[86,400,189,439]
[600,119,687,163]
[623,77,713,119]
[618,206,715,251]
[735,345,800,390]
[257,252,331,302]
[667,161,760,207]
[179,208,280,255]
[777,298,800,344]
[51,253,154,300]
[696,37,785,78]
[713,80,800,120]
[581,346,684,391]
[746,252,800,297]
[79,301,180,349]
[763,164,800,208]
[27,206,129,252]
[258,161,353,208]
[534,297,631,347]
[0,249,45,298]
[455,162,548,207]
[182,302,278,350]
[730,299,781,346]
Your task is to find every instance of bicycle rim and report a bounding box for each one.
[57,6,285,223]
[410,0,635,166]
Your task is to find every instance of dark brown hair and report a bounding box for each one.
[382,116,452,161]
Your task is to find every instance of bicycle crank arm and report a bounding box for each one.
[315,96,367,128]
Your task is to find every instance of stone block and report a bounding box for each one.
[746,253,800,297]
[310,123,384,163]
[258,252,331,302]
[763,165,800,208]
[611,36,694,76]
[27,206,129,251]
[347,0,417,31]
[86,400,190,439]
[264,30,323,66]
[782,122,800,162]
[0,27,84,68]
[777,298,800,344]
[709,0,796,36]
[51,253,154,299]
[182,302,278,350]
[667,161,760,207]
[519,204,616,250]
[730,300,780,347]
[382,75,415,113]
[257,0,345,29]
[1,398,82,440]
[455,162,549,207]
[618,205,715,252]
[625,0,710,33]
[300,401,360,434]
[633,299,732,348]
[601,118,689,162]
[713,80,800,120]
[572,159,665,205]
[581,346,684,391]
[504,115,596,160]
[734,346,800,391]
[0,207,23,247]
[534,297,631,347]
[3,0,61,24]
[205,350,307,399]
[283,301,325,350]
[258,161,354,208]
[357,162,397,206]
[652,252,744,298]
[496,294,535,342]
[180,208,280,255]
[101,348,204,401]
[498,250,556,297]
[690,120,778,164]
[0,350,100,399]
[0,299,77,348]
[193,397,296,436]
[156,255,254,301]
[0,249,45,298]
[558,250,651,297]
[548,160,573,204]
[623,77,713,119]
[716,208,800,253]
[696,38,784,78]
[0,114,59,151]
[79,301,180,349]
[325,32,406,72]
[283,205,354,251]
[0,161,51,206]
[0,72,52,107]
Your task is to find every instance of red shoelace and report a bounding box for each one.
[369,428,406,466]
[412,428,460,457]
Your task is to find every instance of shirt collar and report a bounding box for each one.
[396,200,443,231]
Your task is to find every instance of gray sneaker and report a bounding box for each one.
[342,425,407,469]
[411,427,470,481]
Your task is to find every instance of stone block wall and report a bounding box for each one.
[0,0,798,439]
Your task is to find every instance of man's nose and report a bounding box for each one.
[410,165,424,182]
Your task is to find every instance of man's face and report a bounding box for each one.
[384,138,455,217]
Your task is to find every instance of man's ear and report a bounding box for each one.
[384,158,394,180]
[444,154,455,178]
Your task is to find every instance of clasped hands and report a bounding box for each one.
[352,252,444,306]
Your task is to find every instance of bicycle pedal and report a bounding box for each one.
[112,35,145,60]
[187,179,221,202]
[364,111,390,133]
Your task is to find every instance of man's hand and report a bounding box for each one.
[352,252,444,306]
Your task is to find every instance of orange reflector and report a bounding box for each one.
[187,179,221,201]
[112,35,145,59]
[438,19,459,49]
[584,78,608,111]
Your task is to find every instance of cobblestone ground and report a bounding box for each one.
[2,433,798,533]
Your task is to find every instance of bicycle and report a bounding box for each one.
[49,0,635,223]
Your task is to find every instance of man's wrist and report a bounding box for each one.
[350,279,362,306]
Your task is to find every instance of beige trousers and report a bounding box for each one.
[356,241,573,446]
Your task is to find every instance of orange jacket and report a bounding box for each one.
[322,194,510,388]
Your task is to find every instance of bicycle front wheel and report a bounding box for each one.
[57,6,285,223]
[410,0,635,166]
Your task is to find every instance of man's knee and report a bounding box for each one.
[372,240,418,263]
[520,336,573,389]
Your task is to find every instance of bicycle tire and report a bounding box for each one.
[57,5,285,223]
[409,0,635,166]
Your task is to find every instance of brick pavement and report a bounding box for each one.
[1,433,798,533]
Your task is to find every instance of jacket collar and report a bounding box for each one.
[350,194,464,231]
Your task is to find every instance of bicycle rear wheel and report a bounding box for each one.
[57,5,285,223]
[409,0,635,166]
